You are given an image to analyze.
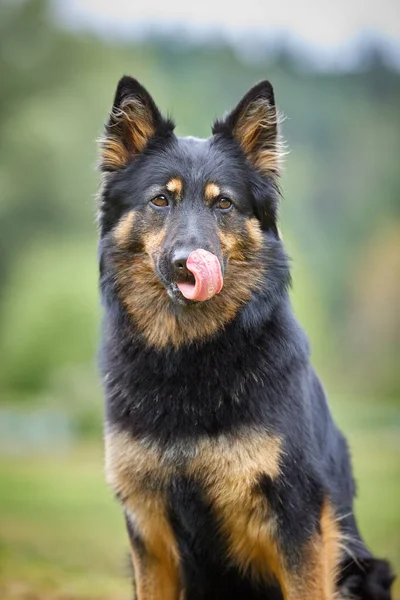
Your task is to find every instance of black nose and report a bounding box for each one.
[172,249,193,281]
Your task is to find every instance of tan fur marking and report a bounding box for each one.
[189,432,283,584]
[204,182,221,204]
[218,218,263,262]
[105,429,172,497]
[218,231,238,255]
[127,497,181,600]
[113,210,136,247]
[117,98,156,153]
[105,429,181,600]
[234,99,285,176]
[144,227,166,258]
[101,135,130,170]
[246,218,263,251]
[166,177,183,199]
[100,98,156,171]
[319,501,343,596]
[279,500,342,600]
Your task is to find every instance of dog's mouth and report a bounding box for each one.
[164,249,224,304]
[167,282,191,305]
[176,249,223,302]
[166,272,195,305]
[175,275,196,299]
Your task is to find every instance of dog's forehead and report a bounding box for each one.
[172,135,217,173]
[165,135,244,189]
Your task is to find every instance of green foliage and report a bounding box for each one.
[0,237,99,394]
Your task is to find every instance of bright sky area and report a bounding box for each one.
[55,0,400,68]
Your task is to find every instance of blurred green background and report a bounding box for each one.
[0,0,399,598]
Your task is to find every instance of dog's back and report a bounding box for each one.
[98,77,394,599]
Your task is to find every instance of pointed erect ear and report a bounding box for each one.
[212,81,282,179]
[99,76,175,172]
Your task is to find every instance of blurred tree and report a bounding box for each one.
[347,223,400,396]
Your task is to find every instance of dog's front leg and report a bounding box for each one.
[276,500,342,600]
[105,430,183,599]
[219,484,341,600]
[124,505,182,600]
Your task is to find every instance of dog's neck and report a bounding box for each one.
[101,288,310,442]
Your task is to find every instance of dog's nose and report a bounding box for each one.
[172,250,192,280]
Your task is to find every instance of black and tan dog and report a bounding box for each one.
[98,76,394,599]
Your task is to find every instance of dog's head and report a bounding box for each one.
[98,77,289,349]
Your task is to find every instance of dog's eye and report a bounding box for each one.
[216,198,233,211]
[150,195,169,208]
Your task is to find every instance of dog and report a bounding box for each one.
[98,76,394,599]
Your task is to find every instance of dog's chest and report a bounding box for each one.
[106,426,281,494]
[106,427,283,579]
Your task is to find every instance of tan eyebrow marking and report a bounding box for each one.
[204,183,221,205]
[166,177,183,199]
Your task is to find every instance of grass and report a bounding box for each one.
[0,395,399,599]
[0,445,130,600]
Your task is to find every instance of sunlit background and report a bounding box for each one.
[0,0,399,598]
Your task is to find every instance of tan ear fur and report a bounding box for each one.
[213,81,285,178]
[100,97,156,171]
[233,98,283,176]
[99,76,174,172]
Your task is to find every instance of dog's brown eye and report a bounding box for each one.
[150,195,169,208]
[217,198,232,210]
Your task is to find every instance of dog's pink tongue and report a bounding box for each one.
[177,249,223,301]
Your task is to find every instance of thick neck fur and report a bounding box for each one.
[101,274,310,444]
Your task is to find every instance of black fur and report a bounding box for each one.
[339,558,394,600]
[99,76,394,599]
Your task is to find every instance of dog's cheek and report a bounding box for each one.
[246,218,263,252]
[142,227,167,271]
[219,217,264,263]
[218,229,239,259]
[112,209,147,255]
[217,214,246,261]
[113,210,137,247]
[111,210,160,301]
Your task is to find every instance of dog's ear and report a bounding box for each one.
[99,76,175,172]
[212,81,282,179]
